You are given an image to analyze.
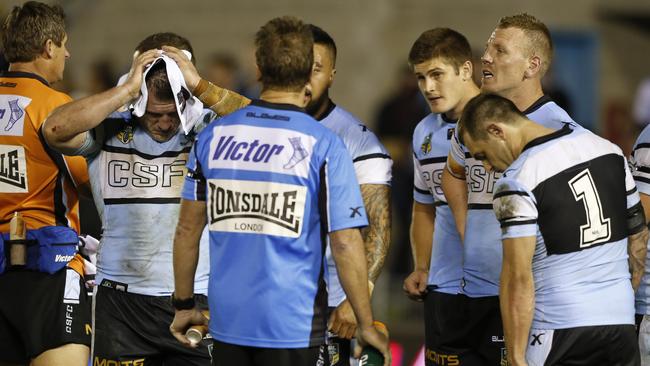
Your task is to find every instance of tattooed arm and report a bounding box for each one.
[328,183,391,339]
[360,184,392,284]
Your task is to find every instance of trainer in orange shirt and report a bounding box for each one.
[0,2,91,365]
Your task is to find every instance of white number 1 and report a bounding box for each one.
[568,169,611,247]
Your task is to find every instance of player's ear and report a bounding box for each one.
[486,123,505,139]
[328,67,336,87]
[43,39,55,59]
[461,60,473,82]
[525,55,542,79]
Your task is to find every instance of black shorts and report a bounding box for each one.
[451,295,506,365]
[0,267,91,363]
[212,339,320,366]
[526,324,639,365]
[93,280,211,366]
[317,307,351,366]
[423,289,470,366]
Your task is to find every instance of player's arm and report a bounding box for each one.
[43,50,161,154]
[162,46,251,117]
[442,157,467,241]
[169,198,209,347]
[403,201,434,301]
[329,228,390,365]
[500,236,535,366]
[360,183,392,284]
[330,183,391,339]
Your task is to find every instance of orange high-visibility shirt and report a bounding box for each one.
[0,71,89,234]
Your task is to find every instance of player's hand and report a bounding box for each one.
[328,299,357,339]
[169,308,208,348]
[123,49,161,100]
[354,323,391,366]
[162,46,201,92]
[403,269,428,301]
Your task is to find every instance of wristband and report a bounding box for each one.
[171,293,195,310]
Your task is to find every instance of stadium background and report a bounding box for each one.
[2,0,649,364]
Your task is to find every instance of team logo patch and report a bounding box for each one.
[421,133,432,154]
[447,127,455,140]
[328,342,340,365]
[117,125,134,144]
[207,179,306,238]
[0,95,31,137]
[0,144,28,193]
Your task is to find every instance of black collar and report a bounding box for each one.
[441,113,457,124]
[316,99,337,121]
[1,71,49,86]
[521,124,573,153]
[250,99,306,113]
[521,95,553,115]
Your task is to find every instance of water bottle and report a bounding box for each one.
[185,310,210,346]
[359,321,388,366]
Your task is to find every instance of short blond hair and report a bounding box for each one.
[498,13,553,77]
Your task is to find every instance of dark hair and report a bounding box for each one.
[135,32,195,65]
[1,1,66,63]
[255,16,313,92]
[458,93,526,142]
[309,24,337,63]
[497,13,553,76]
[145,61,174,102]
[408,28,472,72]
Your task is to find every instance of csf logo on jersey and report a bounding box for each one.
[207,179,306,238]
[420,133,432,154]
[0,95,31,137]
[0,145,28,193]
[117,125,134,144]
[209,125,316,178]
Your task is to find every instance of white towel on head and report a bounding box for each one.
[116,49,203,135]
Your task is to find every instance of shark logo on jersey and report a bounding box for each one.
[117,125,134,144]
[284,137,309,169]
[421,133,432,154]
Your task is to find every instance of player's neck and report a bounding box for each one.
[8,61,52,84]
[445,83,480,120]
[260,88,308,109]
[309,94,332,120]
[503,81,544,113]
[518,121,557,153]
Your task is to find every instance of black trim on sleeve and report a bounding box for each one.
[627,187,638,196]
[493,190,530,199]
[353,153,391,163]
[633,143,650,152]
[637,166,650,174]
[500,219,537,228]
[414,186,430,195]
[634,176,650,185]
[433,201,448,207]
[468,203,493,210]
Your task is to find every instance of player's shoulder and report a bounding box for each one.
[635,124,650,148]
[525,95,578,129]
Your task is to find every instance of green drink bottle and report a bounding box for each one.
[359,321,388,366]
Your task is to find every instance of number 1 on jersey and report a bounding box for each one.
[568,169,611,248]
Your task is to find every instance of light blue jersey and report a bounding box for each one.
[319,104,392,307]
[494,126,636,329]
[412,113,462,294]
[631,125,650,315]
[77,110,215,296]
[449,96,576,297]
[182,100,368,348]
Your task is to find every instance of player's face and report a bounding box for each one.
[463,129,511,173]
[140,94,181,142]
[413,57,466,115]
[306,44,334,112]
[481,27,530,96]
[51,35,70,83]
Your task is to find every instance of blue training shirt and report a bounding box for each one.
[181,99,368,348]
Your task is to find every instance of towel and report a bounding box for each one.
[117,50,203,134]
